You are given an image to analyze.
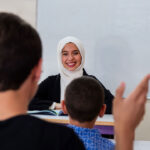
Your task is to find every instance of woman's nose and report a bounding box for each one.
[68,54,73,60]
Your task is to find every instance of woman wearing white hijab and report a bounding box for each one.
[29,36,114,114]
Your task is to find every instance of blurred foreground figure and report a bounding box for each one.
[0,12,85,150]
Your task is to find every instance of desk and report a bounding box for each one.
[32,114,114,125]
[33,114,114,136]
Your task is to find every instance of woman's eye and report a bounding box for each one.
[62,53,68,56]
[73,51,79,55]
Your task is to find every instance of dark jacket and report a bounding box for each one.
[0,115,85,150]
[29,70,114,114]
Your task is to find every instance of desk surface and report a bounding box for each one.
[32,114,114,126]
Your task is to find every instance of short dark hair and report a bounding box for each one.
[0,12,42,91]
[65,76,104,123]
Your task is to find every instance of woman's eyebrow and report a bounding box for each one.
[62,50,79,53]
[72,50,79,52]
[62,50,68,53]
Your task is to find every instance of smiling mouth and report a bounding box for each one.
[66,62,76,67]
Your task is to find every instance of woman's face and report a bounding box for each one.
[62,43,82,71]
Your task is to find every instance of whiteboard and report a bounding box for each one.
[0,0,36,27]
[37,0,150,98]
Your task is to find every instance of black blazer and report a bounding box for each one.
[29,70,114,114]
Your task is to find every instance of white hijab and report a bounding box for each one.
[57,36,85,101]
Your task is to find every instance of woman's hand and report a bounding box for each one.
[55,103,62,110]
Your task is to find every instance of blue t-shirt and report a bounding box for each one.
[68,125,115,150]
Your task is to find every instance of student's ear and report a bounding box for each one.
[32,58,42,82]
[99,104,106,118]
[61,100,68,114]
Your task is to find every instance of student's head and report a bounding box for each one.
[62,76,106,123]
[0,12,42,97]
[57,36,85,72]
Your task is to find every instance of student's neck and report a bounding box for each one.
[0,90,28,121]
[69,117,96,129]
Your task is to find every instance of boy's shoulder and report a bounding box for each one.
[68,124,114,150]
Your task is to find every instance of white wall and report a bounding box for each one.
[37,0,150,98]
[0,0,36,27]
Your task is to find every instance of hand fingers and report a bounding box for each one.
[128,74,150,100]
[115,82,125,101]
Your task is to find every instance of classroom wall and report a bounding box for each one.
[37,0,150,98]
[0,0,36,27]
